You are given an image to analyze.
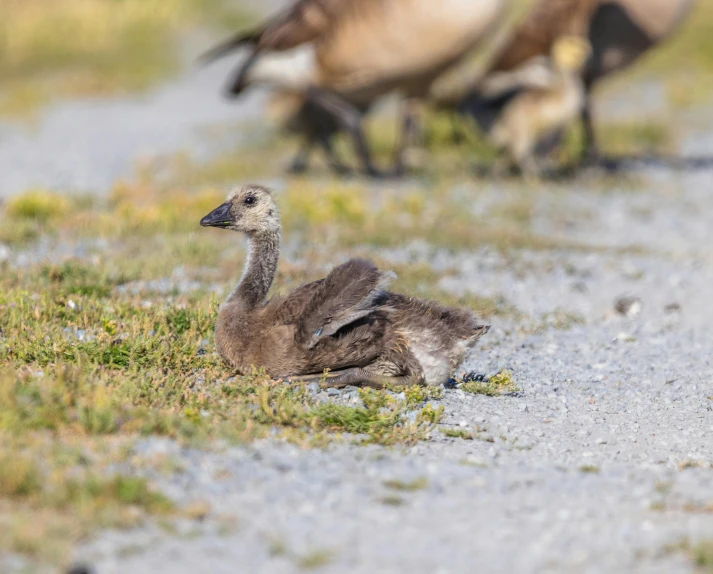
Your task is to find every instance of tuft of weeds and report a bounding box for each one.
[536,310,585,332]
[695,541,713,572]
[440,427,474,440]
[664,538,713,573]
[5,189,70,223]
[401,384,443,406]
[296,549,334,570]
[383,477,428,492]
[0,453,42,499]
[578,465,600,474]
[460,370,518,397]
[380,495,406,506]
[0,438,172,565]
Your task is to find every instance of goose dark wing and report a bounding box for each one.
[295,258,395,348]
[200,0,349,63]
[488,0,597,73]
[265,279,325,325]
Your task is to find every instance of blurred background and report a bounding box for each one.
[0,0,712,195]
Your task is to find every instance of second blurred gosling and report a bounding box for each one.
[461,36,591,176]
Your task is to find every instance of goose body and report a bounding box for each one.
[313,0,506,101]
[490,0,694,79]
[585,0,695,85]
[203,0,507,174]
[200,185,489,387]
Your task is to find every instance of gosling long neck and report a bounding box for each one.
[228,228,281,309]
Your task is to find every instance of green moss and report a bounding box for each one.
[296,549,333,570]
[440,427,474,440]
[380,495,406,506]
[0,453,42,499]
[5,189,69,223]
[383,477,428,492]
[694,541,713,572]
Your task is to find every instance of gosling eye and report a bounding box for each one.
[243,195,256,206]
[314,328,323,337]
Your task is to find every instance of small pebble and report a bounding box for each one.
[614,295,642,317]
[614,332,637,343]
[664,302,681,313]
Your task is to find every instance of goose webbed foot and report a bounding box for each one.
[446,372,487,388]
[579,146,602,169]
[305,87,380,178]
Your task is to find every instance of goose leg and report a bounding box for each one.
[580,90,600,165]
[287,135,314,174]
[284,368,423,389]
[225,50,260,98]
[451,112,466,146]
[317,133,351,176]
[305,87,381,177]
[391,98,421,176]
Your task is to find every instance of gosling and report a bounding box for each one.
[200,185,489,388]
[461,35,592,176]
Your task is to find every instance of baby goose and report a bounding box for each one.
[486,0,695,159]
[200,185,489,388]
[462,36,591,176]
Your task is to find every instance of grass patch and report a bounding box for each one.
[578,465,600,474]
[664,538,713,573]
[597,121,675,156]
[0,0,254,117]
[296,549,334,570]
[0,236,446,566]
[5,189,70,222]
[440,427,474,440]
[383,477,428,492]
[380,495,406,506]
[0,441,172,565]
[459,370,518,397]
[694,541,713,572]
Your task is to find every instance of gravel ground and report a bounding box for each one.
[68,167,713,572]
[0,42,265,198]
[3,22,713,573]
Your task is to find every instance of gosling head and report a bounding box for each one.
[552,35,592,73]
[200,185,280,235]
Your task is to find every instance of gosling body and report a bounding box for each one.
[483,0,695,156]
[201,185,489,387]
[463,37,590,175]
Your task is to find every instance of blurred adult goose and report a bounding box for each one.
[484,0,695,159]
[462,36,591,175]
[202,0,507,175]
[200,185,489,387]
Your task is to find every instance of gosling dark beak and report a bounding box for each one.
[200,202,232,229]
